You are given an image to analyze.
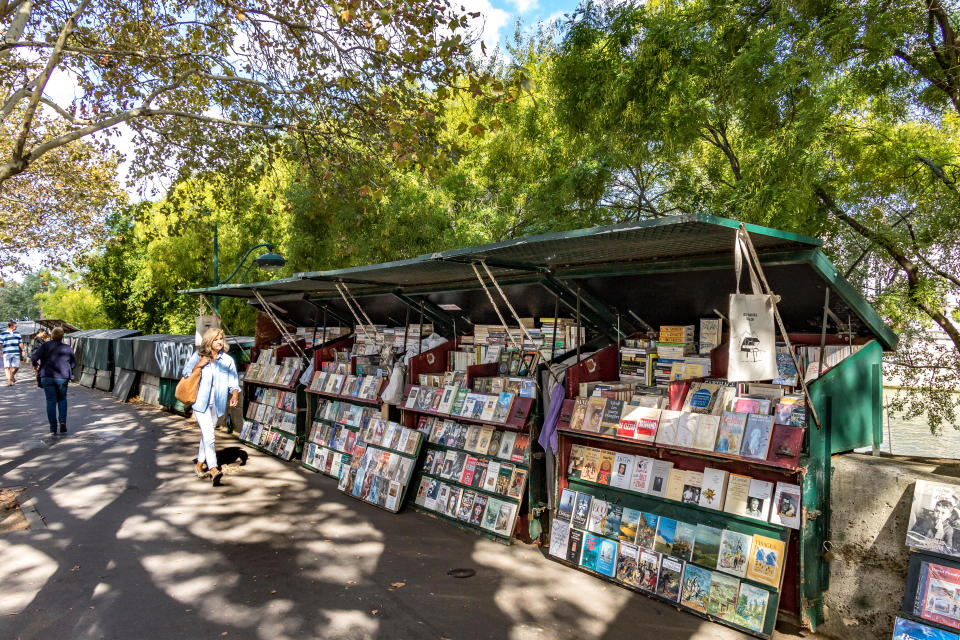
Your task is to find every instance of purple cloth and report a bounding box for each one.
[31,340,76,380]
[538,381,566,454]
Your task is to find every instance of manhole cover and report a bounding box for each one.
[447,568,476,579]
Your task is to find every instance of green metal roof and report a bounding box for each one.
[179,214,897,350]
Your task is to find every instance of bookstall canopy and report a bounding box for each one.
[17,319,80,339]
[65,328,142,370]
[115,334,253,379]
[181,214,897,350]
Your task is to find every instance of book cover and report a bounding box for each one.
[656,556,684,602]
[735,582,770,633]
[654,409,681,446]
[478,394,498,421]
[572,492,593,529]
[680,563,713,614]
[569,397,588,431]
[733,397,761,414]
[424,478,441,510]
[620,508,643,542]
[772,347,798,386]
[511,433,530,464]
[654,517,677,555]
[595,537,618,577]
[557,488,576,522]
[894,616,960,640]
[693,414,721,451]
[707,571,741,622]
[464,425,481,451]
[638,549,661,592]
[476,426,495,454]
[472,458,489,488]
[459,396,477,418]
[507,468,527,499]
[460,456,478,486]
[699,317,722,354]
[715,411,747,454]
[416,387,436,412]
[414,478,431,506]
[494,502,517,536]
[672,521,697,561]
[648,459,674,498]
[451,387,470,416]
[673,411,697,448]
[470,494,489,525]
[483,461,501,492]
[766,424,805,466]
[699,467,729,510]
[567,444,586,480]
[745,478,774,521]
[479,497,500,531]
[444,486,462,517]
[740,414,774,459]
[771,482,802,529]
[601,503,624,539]
[580,532,602,572]
[456,489,475,520]
[682,382,726,414]
[616,541,640,586]
[634,407,662,442]
[487,429,503,457]
[637,512,659,549]
[437,384,459,414]
[566,528,585,564]
[599,399,624,436]
[664,468,686,502]
[580,447,602,484]
[595,449,616,485]
[582,396,607,433]
[691,524,723,568]
[681,470,703,505]
[498,431,517,460]
[617,403,638,439]
[492,392,515,423]
[629,456,655,493]
[587,498,607,534]
[495,463,514,494]
[549,518,571,558]
[722,473,752,517]
[717,530,752,577]
[746,534,786,588]
[610,453,635,490]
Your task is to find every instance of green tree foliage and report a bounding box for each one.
[0,270,48,319]
[35,278,108,329]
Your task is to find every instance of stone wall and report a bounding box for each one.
[820,453,960,639]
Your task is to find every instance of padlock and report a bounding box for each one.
[820,540,835,562]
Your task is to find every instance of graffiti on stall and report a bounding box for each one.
[155,341,194,379]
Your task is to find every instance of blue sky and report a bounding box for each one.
[470,0,582,54]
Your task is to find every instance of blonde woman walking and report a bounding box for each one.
[181,328,239,486]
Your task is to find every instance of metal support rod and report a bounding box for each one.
[549,292,559,363]
[576,286,582,363]
[418,301,424,356]
[738,224,823,431]
[818,288,830,383]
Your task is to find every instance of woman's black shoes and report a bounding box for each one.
[59,423,67,433]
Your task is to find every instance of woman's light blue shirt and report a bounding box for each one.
[182,351,239,416]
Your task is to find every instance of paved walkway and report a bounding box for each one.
[0,373,823,640]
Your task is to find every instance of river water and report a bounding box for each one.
[876,388,960,458]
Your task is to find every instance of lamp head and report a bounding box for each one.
[254,251,287,271]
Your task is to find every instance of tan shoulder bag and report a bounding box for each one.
[175,360,205,405]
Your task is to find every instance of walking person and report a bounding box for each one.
[2,319,24,386]
[182,328,239,486]
[30,329,49,355]
[30,327,75,435]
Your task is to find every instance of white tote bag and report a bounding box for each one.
[727,231,778,382]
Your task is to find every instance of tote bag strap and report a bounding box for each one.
[734,228,763,296]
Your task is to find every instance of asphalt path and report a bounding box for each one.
[0,371,822,640]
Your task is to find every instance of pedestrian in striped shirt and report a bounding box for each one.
[1,320,24,386]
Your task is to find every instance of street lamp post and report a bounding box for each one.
[212,224,287,312]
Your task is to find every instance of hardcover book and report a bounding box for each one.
[610,453,634,490]
[620,508,643,542]
[648,459,674,498]
[770,482,802,529]
[707,571,741,622]
[698,467,729,510]
[656,556,684,602]
[654,409,682,446]
[740,414,774,460]
[616,541,640,586]
[691,524,723,569]
[671,521,696,561]
[746,534,786,588]
[654,517,678,555]
[680,564,712,614]
[717,530,752,578]
[681,470,703,505]
[566,528,585,564]
[735,582,770,633]
[637,512,659,550]
[637,549,661,592]
[664,468,687,502]
[745,478,774,521]
[715,412,747,455]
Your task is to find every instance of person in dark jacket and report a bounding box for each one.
[30,327,76,435]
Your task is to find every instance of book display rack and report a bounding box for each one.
[240,349,305,462]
